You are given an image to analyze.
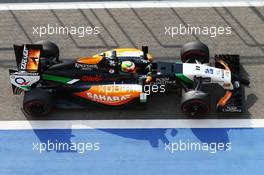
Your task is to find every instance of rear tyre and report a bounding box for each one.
[181,41,209,64]
[35,40,59,60]
[35,40,60,68]
[181,90,210,116]
[23,88,53,117]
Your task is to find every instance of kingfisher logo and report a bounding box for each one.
[15,77,29,85]
[86,92,131,104]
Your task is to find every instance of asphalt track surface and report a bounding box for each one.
[0,6,263,120]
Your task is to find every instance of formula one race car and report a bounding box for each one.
[9,40,250,117]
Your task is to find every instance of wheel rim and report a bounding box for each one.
[182,50,207,63]
[182,100,209,116]
[24,101,50,116]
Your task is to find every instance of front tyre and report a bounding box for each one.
[181,41,209,64]
[181,90,210,116]
[23,88,53,117]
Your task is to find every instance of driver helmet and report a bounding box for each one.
[121,61,136,73]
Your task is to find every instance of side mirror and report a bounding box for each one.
[142,46,148,60]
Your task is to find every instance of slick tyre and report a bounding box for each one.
[35,40,59,60]
[181,90,210,116]
[23,88,53,117]
[181,41,209,64]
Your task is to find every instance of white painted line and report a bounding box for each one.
[0,119,263,130]
[0,1,263,11]
[67,79,80,84]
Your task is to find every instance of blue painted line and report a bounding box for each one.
[0,128,263,175]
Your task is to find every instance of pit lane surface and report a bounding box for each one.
[0,120,264,175]
[2,128,264,175]
[0,5,263,120]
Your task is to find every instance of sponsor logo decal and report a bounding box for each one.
[30,57,38,64]
[20,46,29,70]
[86,92,131,103]
[205,68,214,74]
[75,63,98,70]
[155,78,176,85]
[12,72,39,76]
[81,75,102,82]
[74,84,141,105]
[15,77,29,85]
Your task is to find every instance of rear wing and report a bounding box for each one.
[13,44,43,73]
[9,44,42,95]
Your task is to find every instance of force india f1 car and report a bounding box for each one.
[9,41,250,117]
